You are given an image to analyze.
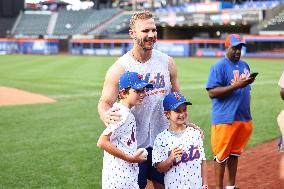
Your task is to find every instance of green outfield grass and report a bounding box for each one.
[0,55,283,188]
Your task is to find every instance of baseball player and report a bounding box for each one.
[152,92,208,189]
[97,71,153,189]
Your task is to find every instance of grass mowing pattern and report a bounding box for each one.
[0,55,283,188]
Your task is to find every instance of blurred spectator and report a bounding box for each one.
[278,71,284,179]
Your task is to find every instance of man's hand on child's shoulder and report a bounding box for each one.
[103,106,121,127]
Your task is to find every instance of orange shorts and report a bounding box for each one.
[211,120,253,163]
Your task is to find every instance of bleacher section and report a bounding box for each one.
[9,1,284,39]
[234,0,281,9]
[13,11,51,35]
[260,10,284,35]
[53,9,120,36]
[12,9,121,37]
[89,12,132,38]
[53,9,93,35]
[0,17,16,37]
[155,2,233,13]
[77,9,121,35]
[3,1,284,57]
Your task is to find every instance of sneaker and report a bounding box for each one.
[226,186,240,189]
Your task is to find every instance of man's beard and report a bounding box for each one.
[137,38,156,50]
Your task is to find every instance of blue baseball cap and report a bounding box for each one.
[119,71,153,91]
[163,92,192,111]
[224,34,247,47]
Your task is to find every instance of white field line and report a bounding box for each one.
[50,80,276,99]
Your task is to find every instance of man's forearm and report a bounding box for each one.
[97,99,111,121]
[97,135,130,162]
[208,85,238,99]
[156,158,173,173]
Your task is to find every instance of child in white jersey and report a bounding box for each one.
[97,71,153,189]
[152,92,208,189]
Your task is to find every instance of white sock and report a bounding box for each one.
[226,186,235,189]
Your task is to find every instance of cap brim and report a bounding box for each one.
[132,82,153,89]
[171,101,192,110]
[231,42,247,47]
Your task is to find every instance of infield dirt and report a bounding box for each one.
[0,87,56,107]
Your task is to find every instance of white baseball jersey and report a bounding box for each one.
[117,49,172,148]
[152,125,206,189]
[101,102,139,189]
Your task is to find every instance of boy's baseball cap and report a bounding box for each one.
[163,92,192,111]
[224,34,247,47]
[119,71,153,91]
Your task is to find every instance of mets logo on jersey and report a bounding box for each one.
[131,72,167,96]
[233,34,241,41]
[168,145,201,166]
[230,68,250,85]
[137,73,143,80]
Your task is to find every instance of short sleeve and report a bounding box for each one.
[206,63,224,90]
[152,135,168,166]
[198,137,206,161]
[101,124,121,138]
[101,106,129,140]
[191,126,206,161]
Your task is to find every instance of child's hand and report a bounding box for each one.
[155,146,183,173]
[169,146,183,163]
[127,149,147,163]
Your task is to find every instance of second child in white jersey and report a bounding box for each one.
[153,92,208,189]
[97,71,153,189]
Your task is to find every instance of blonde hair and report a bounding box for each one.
[129,10,153,30]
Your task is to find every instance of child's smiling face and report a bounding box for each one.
[123,88,146,108]
[166,103,188,126]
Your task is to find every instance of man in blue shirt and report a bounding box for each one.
[206,34,256,189]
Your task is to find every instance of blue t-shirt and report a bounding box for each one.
[206,57,252,124]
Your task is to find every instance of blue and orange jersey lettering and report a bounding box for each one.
[168,145,201,166]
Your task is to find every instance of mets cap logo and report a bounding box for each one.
[233,34,241,40]
[163,92,192,111]
[137,73,143,80]
[173,92,181,100]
